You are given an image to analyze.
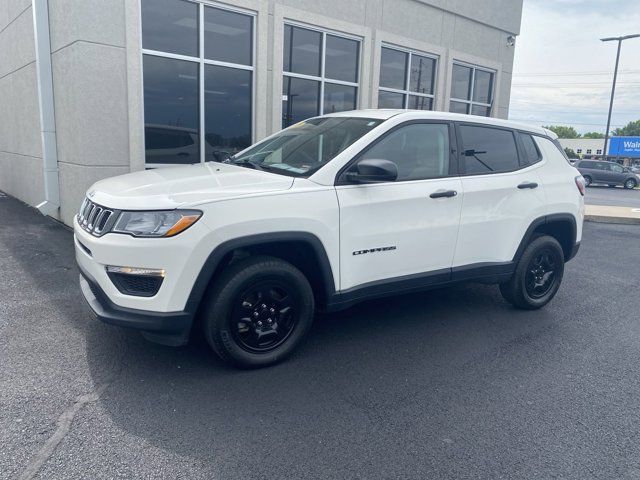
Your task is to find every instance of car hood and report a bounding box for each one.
[87,163,295,210]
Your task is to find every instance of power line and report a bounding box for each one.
[509,119,626,127]
[512,83,640,88]
[513,69,640,77]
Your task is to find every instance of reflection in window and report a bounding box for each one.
[378,46,436,110]
[378,90,405,109]
[143,55,199,164]
[205,65,252,162]
[324,83,357,114]
[282,77,320,127]
[204,6,252,66]
[325,35,359,83]
[450,63,494,116]
[460,125,519,174]
[141,0,198,57]
[283,25,322,77]
[379,47,407,90]
[283,24,360,127]
[142,1,254,165]
[358,123,450,181]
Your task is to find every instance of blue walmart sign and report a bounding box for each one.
[609,137,640,158]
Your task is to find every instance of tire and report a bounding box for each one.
[624,179,637,189]
[202,255,315,368]
[583,175,592,187]
[499,235,564,310]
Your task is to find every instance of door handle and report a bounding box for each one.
[430,189,458,199]
[517,182,538,189]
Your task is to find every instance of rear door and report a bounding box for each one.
[452,124,547,271]
[608,162,626,184]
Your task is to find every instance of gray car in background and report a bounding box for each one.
[575,160,639,189]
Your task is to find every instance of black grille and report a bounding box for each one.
[107,272,164,297]
[78,198,117,236]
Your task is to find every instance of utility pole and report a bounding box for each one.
[600,34,640,160]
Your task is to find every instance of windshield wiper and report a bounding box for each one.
[231,158,264,171]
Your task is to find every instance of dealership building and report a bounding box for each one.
[0,0,523,226]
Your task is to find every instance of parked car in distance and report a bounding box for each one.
[75,110,584,368]
[575,159,640,189]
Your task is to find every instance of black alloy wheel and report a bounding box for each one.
[231,280,297,353]
[202,255,314,368]
[524,248,557,299]
[499,235,565,310]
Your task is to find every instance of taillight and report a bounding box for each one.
[575,175,585,196]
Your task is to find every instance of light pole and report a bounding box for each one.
[600,34,640,160]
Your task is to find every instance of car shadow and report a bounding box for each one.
[84,278,558,475]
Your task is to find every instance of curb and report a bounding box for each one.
[584,214,640,225]
[584,204,640,225]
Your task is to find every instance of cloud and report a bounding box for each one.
[509,0,640,133]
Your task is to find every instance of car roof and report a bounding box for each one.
[322,109,551,136]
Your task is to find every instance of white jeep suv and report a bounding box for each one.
[74,110,585,367]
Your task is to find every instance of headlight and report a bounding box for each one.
[112,210,202,237]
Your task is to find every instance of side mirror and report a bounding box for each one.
[345,159,398,184]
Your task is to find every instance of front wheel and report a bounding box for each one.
[202,255,315,368]
[500,235,564,310]
[583,175,592,187]
[624,179,637,189]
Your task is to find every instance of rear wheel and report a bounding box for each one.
[500,235,564,310]
[202,255,314,368]
[624,178,637,189]
[583,175,592,187]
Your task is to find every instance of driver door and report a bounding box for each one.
[336,122,462,292]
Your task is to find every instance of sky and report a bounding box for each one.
[509,0,640,134]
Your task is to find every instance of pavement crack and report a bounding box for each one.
[17,383,109,480]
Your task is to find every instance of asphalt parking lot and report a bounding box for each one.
[2,194,640,480]
[585,185,640,208]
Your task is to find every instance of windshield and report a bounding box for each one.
[226,117,383,177]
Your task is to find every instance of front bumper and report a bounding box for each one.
[79,267,193,346]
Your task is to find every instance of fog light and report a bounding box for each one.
[106,266,165,277]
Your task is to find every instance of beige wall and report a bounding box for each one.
[0,0,44,207]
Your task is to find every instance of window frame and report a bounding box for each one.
[449,61,495,116]
[140,0,257,167]
[377,44,438,110]
[282,21,362,127]
[454,122,523,176]
[335,120,459,185]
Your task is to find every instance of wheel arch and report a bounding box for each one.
[185,232,337,315]
[513,214,578,264]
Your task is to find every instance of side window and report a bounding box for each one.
[610,163,624,173]
[358,123,450,181]
[594,162,606,170]
[459,125,519,174]
[519,132,542,164]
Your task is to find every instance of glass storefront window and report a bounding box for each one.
[141,0,254,166]
[449,62,494,117]
[378,46,436,111]
[282,24,360,127]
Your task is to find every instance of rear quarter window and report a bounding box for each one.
[519,132,542,164]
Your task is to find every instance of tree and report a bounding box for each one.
[543,125,580,139]
[582,131,605,139]
[564,147,578,159]
[612,120,640,137]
